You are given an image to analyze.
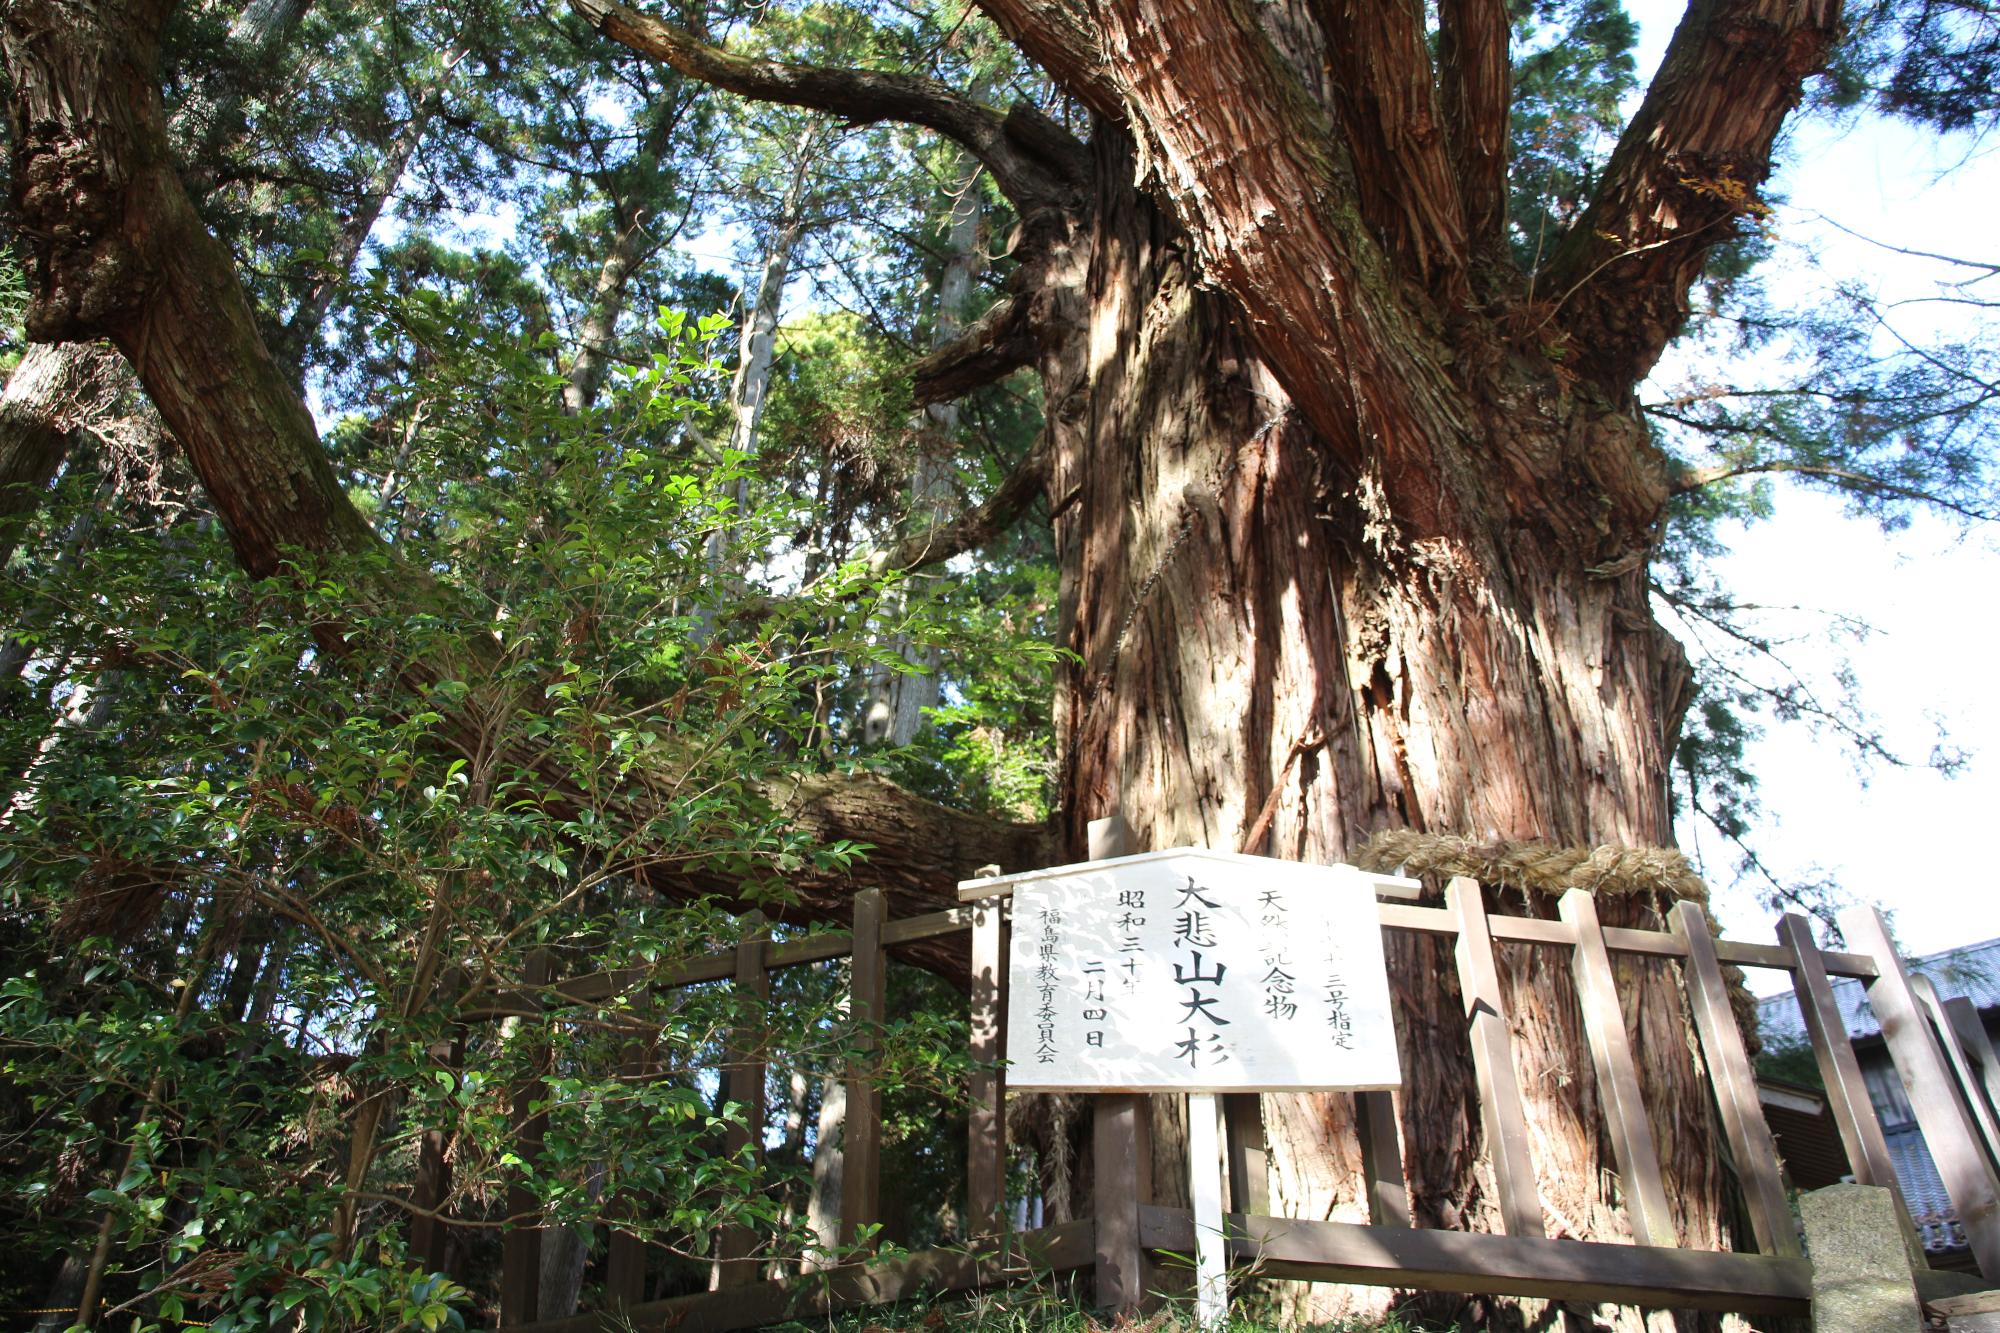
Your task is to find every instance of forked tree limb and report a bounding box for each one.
[1544,0,1840,390]
[1078,0,1467,536]
[6,0,379,580]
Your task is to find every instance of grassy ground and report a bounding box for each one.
[755,1280,1445,1333]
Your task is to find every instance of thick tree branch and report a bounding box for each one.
[1437,0,1511,252]
[1668,456,1998,520]
[972,0,1124,120]
[737,771,1054,983]
[0,344,117,569]
[1545,0,1840,391]
[866,432,1052,576]
[1083,0,1466,535]
[908,293,1035,405]
[568,0,1089,210]
[1305,0,1469,284]
[0,1,320,571]
[6,0,378,579]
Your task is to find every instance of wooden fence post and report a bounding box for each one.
[500,948,553,1327]
[1089,813,1154,1312]
[840,889,887,1249]
[1776,913,1909,1195]
[1224,1093,1272,1218]
[1353,1091,1410,1229]
[1560,889,1675,1246]
[968,875,1010,1238]
[1670,902,1801,1258]
[604,1031,653,1314]
[716,913,771,1287]
[1915,975,2000,1169]
[1841,905,2000,1279]
[409,965,466,1276]
[1941,994,2000,1124]
[1448,878,1542,1238]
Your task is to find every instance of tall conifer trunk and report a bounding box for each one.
[1035,131,1719,1320]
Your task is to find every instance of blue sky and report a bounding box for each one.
[1626,0,2000,972]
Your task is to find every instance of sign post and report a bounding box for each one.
[963,845,1414,1329]
[1187,1090,1227,1328]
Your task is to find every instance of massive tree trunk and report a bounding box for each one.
[1040,128,1715,1320]
[0,0,313,566]
[1008,2,1820,1313]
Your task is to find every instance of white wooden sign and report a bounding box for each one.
[987,849,1403,1093]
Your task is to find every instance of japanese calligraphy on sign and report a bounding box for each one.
[990,850,1402,1092]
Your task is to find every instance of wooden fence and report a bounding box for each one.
[438,847,2000,1332]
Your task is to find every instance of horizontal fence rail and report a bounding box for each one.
[1137,1205,1814,1315]
[405,862,2000,1331]
[458,902,1884,1023]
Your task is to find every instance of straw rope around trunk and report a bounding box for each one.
[1353,830,1709,903]
[1353,829,1761,1053]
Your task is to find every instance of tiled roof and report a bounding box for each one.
[1757,935,2000,1046]
[1886,1123,1972,1253]
[1754,933,2000,1257]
